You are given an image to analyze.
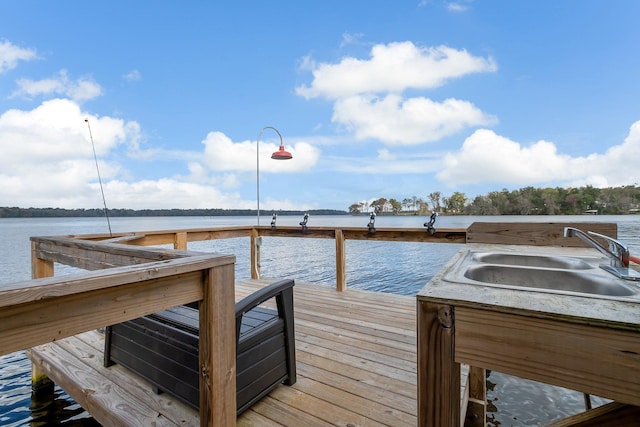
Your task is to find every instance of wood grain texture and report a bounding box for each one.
[455,306,640,406]
[250,229,260,279]
[199,264,236,427]
[466,222,617,246]
[465,366,486,427]
[1,271,205,354]
[334,229,346,292]
[417,301,460,427]
[546,401,640,426]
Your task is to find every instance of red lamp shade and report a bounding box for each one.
[271,144,293,160]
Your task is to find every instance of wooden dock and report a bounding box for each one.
[18,222,633,426]
[27,279,470,426]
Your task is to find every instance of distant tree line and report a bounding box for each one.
[348,185,640,216]
[0,207,349,218]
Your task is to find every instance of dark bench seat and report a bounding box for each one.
[104,279,296,415]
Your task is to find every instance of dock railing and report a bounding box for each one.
[60,224,468,291]
[52,221,614,291]
[3,237,237,426]
[1,220,619,426]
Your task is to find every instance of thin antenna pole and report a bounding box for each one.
[84,118,112,237]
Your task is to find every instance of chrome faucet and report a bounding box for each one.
[564,227,639,281]
[563,227,629,267]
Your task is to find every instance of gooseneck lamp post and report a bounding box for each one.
[256,126,293,225]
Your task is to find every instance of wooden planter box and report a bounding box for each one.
[104,279,296,415]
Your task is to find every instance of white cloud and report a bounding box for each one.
[96,177,310,211]
[124,69,141,81]
[437,129,565,184]
[0,40,37,73]
[186,162,209,182]
[296,41,496,99]
[340,32,365,48]
[96,179,248,210]
[297,55,316,72]
[0,99,139,208]
[436,122,640,188]
[201,131,320,173]
[447,2,470,12]
[12,70,103,101]
[577,119,640,187]
[296,41,497,145]
[333,94,497,145]
[325,151,442,174]
[0,98,131,165]
[0,97,312,209]
[377,148,396,161]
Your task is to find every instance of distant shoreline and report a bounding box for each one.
[0,207,349,218]
[3,206,639,219]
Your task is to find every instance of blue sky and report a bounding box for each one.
[1,1,639,211]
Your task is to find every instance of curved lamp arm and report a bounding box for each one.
[256,126,286,226]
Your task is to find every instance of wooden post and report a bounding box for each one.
[30,241,55,395]
[250,229,260,279]
[174,232,188,250]
[465,366,487,427]
[199,263,236,427]
[31,241,53,280]
[417,300,459,427]
[335,229,346,292]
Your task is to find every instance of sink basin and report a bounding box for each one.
[441,250,639,300]
[471,252,594,270]
[464,265,635,296]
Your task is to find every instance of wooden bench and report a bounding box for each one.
[104,279,296,415]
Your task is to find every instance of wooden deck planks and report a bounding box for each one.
[27,331,198,426]
[28,280,469,426]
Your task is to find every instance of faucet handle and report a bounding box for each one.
[588,231,630,267]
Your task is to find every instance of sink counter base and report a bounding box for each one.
[417,243,640,427]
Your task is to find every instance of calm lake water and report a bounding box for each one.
[1,214,638,426]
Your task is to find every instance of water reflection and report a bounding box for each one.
[0,351,100,426]
[486,371,610,426]
[29,388,100,427]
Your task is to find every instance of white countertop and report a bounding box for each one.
[418,244,640,331]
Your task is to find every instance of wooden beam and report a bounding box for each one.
[335,229,346,292]
[546,401,640,427]
[30,241,55,396]
[69,226,251,245]
[2,272,200,355]
[455,307,640,406]
[102,234,147,243]
[251,229,260,279]
[257,226,336,239]
[199,263,236,427]
[31,241,54,279]
[253,226,466,243]
[466,222,617,246]
[464,366,486,427]
[174,231,188,250]
[0,255,234,354]
[31,236,191,270]
[186,228,251,242]
[343,228,466,243]
[417,301,459,427]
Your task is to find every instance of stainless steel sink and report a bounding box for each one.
[464,265,635,296]
[471,252,594,270]
[443,250,639,300]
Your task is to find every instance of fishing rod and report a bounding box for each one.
[84,118,113,237]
